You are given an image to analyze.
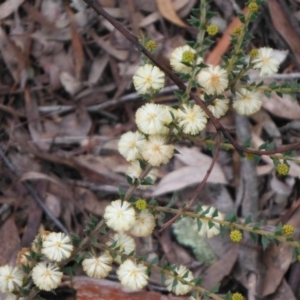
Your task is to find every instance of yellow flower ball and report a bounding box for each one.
[206,24,219,36]
[245,153,255,160]
[248,2,258,13]
[249,49,259,59]
[276,163,289,176]
[230,230,242,243]
[233,26,243,35]
[136,199,147,210]
[282,224,294,237]
[182,51,195,64]
[146,40,157,51]
[232,292,244,300]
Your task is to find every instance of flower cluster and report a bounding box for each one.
[103,199,156,237]
[0,231,74,295]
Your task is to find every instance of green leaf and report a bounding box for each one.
[249,232,258,243]
[126,175,133,185]
[212,208,219,218]
[167,195,176,208]
[264,91,271,98]
[238,13,246,23]
[262,236,270,250]
[275,223,283,236]
[149,198,158,206]
[224,292,232,300]
[225,211,237,223]
[141,177,154,185]
[150,256,158,264]
[210,284,220,293]
[174,148,181,155]
[244,215,252,225]
[191,276,202,285]
[253,220,264,230]
[118,186,126,200]
[243,136,252,148]
[197,219,202,231]
[139,159,147,170]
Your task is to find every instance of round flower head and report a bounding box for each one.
[118,131,146,162]
[135,103,172,135]
[207,98,229,119]
[252,47,280,77]
[197,65,228,95]
[106,232,136,264]
[127,161,157,189]
[165,265,194,295]
[41,232,74,262]
[31,262,62,291]
[177,104,207,135]
[0,265,24,293]
[233,88,262,115]
[82,251,112,279]
[141,135,174,166]
[133,64,165,95]
[170,45,203,74]
[104,199,136,232]
[117,259,149,291]
[130,210,156,237]
[193,205,224,238]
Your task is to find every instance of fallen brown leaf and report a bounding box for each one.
[156,0,186,27]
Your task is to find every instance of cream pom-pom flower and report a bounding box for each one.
[177,104,207,135]
[170,45,203,74]
[41,232,73,262]
[165,264,194,295]
[82,251,112,279]
[130,210,156,237]
[0,265,24,293]
[197,65,228,95]
[118,131,146,162]
[141,135,174,166]
[207,98,229,119]
[252,47,280,77]
[104,200,136,232]
[106,232,136,264]
[232,88,262,115]
[117,259,149,291]
[133,64,165,94]
[193,205,224,238]
[127,161,157,189]
[135,103,172,135]
[31,262,63,291]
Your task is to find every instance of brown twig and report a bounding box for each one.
[159,133,222,232]
[82,0,300,157]
[0,146,69,234]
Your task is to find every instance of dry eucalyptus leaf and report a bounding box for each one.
[156,0,186,27]
[0,0,24,20]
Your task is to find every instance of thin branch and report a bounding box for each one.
[0,147,69,234]
[160,133,222,232]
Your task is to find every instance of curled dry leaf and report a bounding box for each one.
[156,0,186,27]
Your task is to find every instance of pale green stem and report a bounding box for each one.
[150,205,300,248]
